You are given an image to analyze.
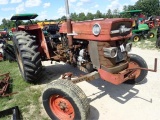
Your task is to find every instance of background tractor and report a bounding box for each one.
[11,1,157,119]
[37,21,57,29]
[120,10,155,42]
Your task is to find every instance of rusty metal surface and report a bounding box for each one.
[0,72,10,96]
[65,0,73,49]
[62,72,73,80]
[97,58,158,85]
[0,72,17,97]
[18,24,41,30]
[101,61,128,74]
[59,18,132,41]
[62,71,100,84]
[60,58,157,85]
[127,58,157,72]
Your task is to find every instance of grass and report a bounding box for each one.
[0,61,49,120]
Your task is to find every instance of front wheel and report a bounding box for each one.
[125,54,148,84]
[42,79,90,120]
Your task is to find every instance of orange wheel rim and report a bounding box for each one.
[129,61,141,79]
[49,95,75,120]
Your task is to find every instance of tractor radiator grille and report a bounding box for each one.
[110,21,132,37]
[97,41,128,68]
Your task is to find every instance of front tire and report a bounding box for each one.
[13,31,42,83]
[42,79,89,120]
[125,54,148,84]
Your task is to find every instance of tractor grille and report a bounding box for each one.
[97,41,128,67]
[110,21,132,37]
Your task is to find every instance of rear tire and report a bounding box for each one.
[131,34,141,42]
[13,31,42,83]
[124,54,148,84]
[42,79,89,120]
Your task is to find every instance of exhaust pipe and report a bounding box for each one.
[65,0,73,49]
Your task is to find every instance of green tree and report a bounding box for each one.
[95,10,103,18]
[71,13,78,21]
[135,0,160,16]
[2,18,8,29]
[78,12,86,21]
[86,12,94,20]
[106,9,113,18]
[61,15,67,21]
[113,9,119,18]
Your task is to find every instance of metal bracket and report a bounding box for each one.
[0,106,21,120]
[71,71,100,84]
[61,71,100,84]
[128,58,157,72]
[0,72,18,97]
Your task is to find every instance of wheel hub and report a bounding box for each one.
[49,95,75,120]
[134,36,139,42]
[59,101,67,111]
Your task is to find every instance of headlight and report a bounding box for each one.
[126,43,132,52]
[92,23,101,36]
[103,47,118,58]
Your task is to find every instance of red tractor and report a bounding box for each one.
[11,1,157,119]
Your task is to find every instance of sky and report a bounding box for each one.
[0,0,138,22]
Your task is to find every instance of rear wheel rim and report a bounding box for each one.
[134,36,139,42]
[49,95,75,120]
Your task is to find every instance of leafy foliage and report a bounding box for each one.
[135,0,160,16]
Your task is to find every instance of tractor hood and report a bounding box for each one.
[59,18,133,41]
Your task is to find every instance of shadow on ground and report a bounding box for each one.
[39,61,150,104]
[87,78,149,104]
[39,61,85,84]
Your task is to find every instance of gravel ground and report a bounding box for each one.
[40,47,160,120]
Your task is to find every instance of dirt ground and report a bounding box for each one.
[40,47,160,120]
